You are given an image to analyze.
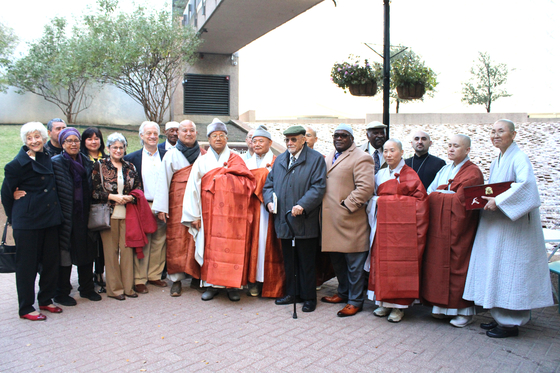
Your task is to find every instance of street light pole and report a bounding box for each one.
[383,0,390,138]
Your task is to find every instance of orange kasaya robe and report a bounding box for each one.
[200,152,256,288]
[421,160,484,309]
[247,157,286,298]
[368,164,429,305]
[166,149,207,278]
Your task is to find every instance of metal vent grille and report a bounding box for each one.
[183,74,230,115]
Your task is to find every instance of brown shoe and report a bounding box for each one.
[135,284,149,294]
[148,279,168,287]
[321,294,348,304]
[337,304,362,317]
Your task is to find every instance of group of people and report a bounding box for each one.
[1,117,553,339]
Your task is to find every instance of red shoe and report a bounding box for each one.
[39,305,63,314]
[20,313,47,321]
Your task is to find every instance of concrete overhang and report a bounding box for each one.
[196,0,324,54]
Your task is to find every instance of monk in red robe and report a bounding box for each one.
[421,134,483,327]
[367,139,429,323]
[152,120,206,297]
[244,125,285,298]
[182,118,255,302]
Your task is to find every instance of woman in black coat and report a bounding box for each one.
[0,122,63,321]
[51,128,101,305]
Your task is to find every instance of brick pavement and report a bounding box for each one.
[0,271,559,372]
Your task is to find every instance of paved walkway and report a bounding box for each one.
[0,271,559,372]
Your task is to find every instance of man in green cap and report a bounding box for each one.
[263,125,326,312]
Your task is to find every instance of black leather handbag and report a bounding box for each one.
[0,223,16,273]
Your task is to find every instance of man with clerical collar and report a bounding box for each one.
[463,119,553,338]
[360,121,387,174]
[158,121,180,151]
[263,125,326,313]
[124,121,168,294]
[405,130,446,189]
[321,124,375,317]
[182,118,255,302]
[421,134,484,328]
[366,138,429,323]
[152,120,205,297]
[44,118,67,157]
[244,125,285,298]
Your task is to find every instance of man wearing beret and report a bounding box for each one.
[182,118,255,302]
[263,125,327,312]
[321,124,375,317]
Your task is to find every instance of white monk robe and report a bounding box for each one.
[151,147,191,282]
[182,146,232,287]
[365,159,409,309]
[244,150,274,282]
[463,142,553,325]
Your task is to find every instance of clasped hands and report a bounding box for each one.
[108,194,134,205]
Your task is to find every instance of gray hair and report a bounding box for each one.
[20,122,48,144]
[138,121,160,145]
[46,118,66,131]
[106,132,128,148]
[384,138,403,151]
[496,119,515,133]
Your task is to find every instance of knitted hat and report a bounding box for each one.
[252,125,271,140]
[334,123,354,137]
[207,118,228,137]
[165,121,180,131]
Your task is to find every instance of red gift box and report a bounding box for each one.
[463,181,513,210]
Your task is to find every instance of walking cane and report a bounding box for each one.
[285,210,298,319]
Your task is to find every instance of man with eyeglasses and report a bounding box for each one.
[244,125,284,298]
[124,121,168,295]
[182,118,255,302]
[321,124,375,317]
[44,118,67,157]
[152,120,206,297]
[263,125,326,313]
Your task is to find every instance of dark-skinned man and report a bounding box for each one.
[360,121,387,174]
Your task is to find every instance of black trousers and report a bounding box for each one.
[281,238,318,301]
[13,227,60,316]
[55,263,94,298]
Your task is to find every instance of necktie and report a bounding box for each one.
[373,149,380,174]
[332,152,341,165]
[289,155,296,168]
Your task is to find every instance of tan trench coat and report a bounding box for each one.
[322,142,375,253]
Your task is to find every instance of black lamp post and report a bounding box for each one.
[383,0,391,139]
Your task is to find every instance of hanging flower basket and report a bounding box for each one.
[348,81,378,97]
[396,84,426,100]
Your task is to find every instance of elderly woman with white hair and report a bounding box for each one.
[92,132,142,301]
[1,122,64,321]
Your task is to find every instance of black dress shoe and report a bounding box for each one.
[480,320,498,330]
[80,291,102,301]
[486,326,519,338]
[302,300,317,312]
[54,295,77,307]
[275,295,303,305]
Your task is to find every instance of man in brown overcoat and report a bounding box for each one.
[321,124,375,317]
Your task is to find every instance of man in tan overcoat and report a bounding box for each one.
[321,124,375,317]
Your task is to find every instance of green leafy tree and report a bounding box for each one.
[84,0,201,124]
[7,17,95,123]
[0,22,19,93]
[461,52,512,113]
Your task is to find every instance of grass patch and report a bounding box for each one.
[0,125,143,185]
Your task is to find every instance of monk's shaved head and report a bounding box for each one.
[496,119,515,133]
[384,138,403,151]
[453,134,471,148]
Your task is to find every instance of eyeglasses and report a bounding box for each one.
[210,133,227,140]
[332,133,350,139]
[64,139,80,145]
[284,137,301,144]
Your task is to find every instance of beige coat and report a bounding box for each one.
[322,143,375,253]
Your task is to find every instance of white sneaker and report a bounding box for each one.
[387,308,404,323]
[373,306,391,317]
[449,315,474,328]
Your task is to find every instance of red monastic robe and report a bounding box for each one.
[421,160,483,308]
[368,164,429,305]
[200,152,256,288]
[247,157,286,298]
[166,150,206,277]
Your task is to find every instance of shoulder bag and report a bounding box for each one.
[0,223,16,273]
[88,163,112,231]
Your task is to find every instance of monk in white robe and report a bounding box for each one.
[152,120,204,297]
[463,119,553,338]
